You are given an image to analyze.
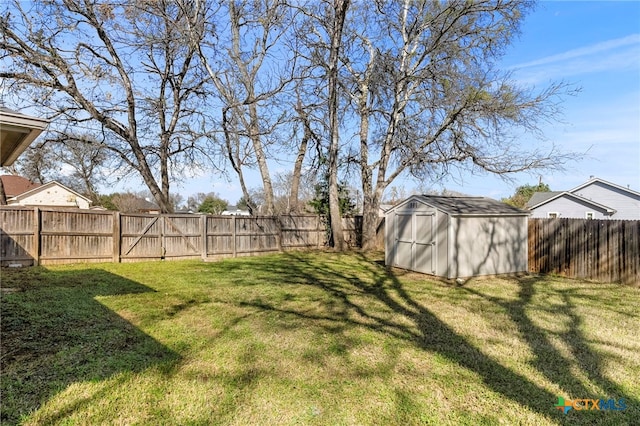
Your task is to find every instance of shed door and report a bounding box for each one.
[393,211,436,273]
[414,213,435,274]
[394,213,413,270]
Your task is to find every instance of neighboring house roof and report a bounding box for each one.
[570,177,640,198]
[526,191,616,214]
[222,205,251,215]
[137,198,160,211]
[128,197,161,213]
[525,177,639,214]
[0,107,49,166]
[0,175,41,197]
[8,180,92,207]
[391,195,529,216]
[525,191,563,209]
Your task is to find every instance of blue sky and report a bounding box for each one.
[172,1,640,204]
[435,0,640,198]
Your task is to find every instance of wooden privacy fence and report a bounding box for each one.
[528,218,639,285]
[0,207,369,266]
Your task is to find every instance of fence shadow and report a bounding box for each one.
[239,251,638,423]
[0,267,179,424]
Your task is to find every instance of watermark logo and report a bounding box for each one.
[555,397,626,414]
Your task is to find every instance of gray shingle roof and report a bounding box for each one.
[418,195,528,216]
[526,191,563,209]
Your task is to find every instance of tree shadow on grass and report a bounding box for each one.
[0,267,179,425]
[458,277,638,423]
[239,251,639,425]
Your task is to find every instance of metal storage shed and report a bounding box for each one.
[385,195,529,279]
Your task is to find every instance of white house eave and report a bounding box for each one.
[0,109,50,167]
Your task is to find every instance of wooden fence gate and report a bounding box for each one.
[120,214,204,262]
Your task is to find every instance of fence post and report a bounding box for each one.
[201,214,207,260]
[232,215,237,257]
[276,216,283,252]
[113,211,121,263]
[32,207,40,266]
[160,215,165,259]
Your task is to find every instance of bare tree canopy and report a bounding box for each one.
[1,0,575,250]
[184,0,301,215]
[12,134,109,203]
[1,0,211,212]
[335,0,575,249]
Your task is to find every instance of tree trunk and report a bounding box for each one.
[248,102,274,215]
[290,105,313,213]
[357,75,376,250]
[290,133,308,213]
[327,0,350,251]
[0,178,7,205]
[222,107,254,215]
[361,186,385,251]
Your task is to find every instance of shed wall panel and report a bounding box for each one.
[449,216,527,278]
[435,212,448,277]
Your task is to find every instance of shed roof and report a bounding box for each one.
[392,195,529,216]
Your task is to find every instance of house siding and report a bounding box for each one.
[8,184,91,209]
[572,181,640,220]
[529,197,611,219]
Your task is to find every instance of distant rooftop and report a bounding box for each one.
[0,175,41,197]
[526,191,563,209]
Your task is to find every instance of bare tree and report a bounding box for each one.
[340,0,574,250]
[10,142,52,185]
[294,0,351,248]
[272,170,316,214]
[287,88,325,213]
[14,132,110,202]
[325,0,350,250]
[184,0,299,215]
[0,0,210,212]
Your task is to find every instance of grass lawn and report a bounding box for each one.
[1,251,638,425]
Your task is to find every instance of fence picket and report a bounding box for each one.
[528,218,639,285]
